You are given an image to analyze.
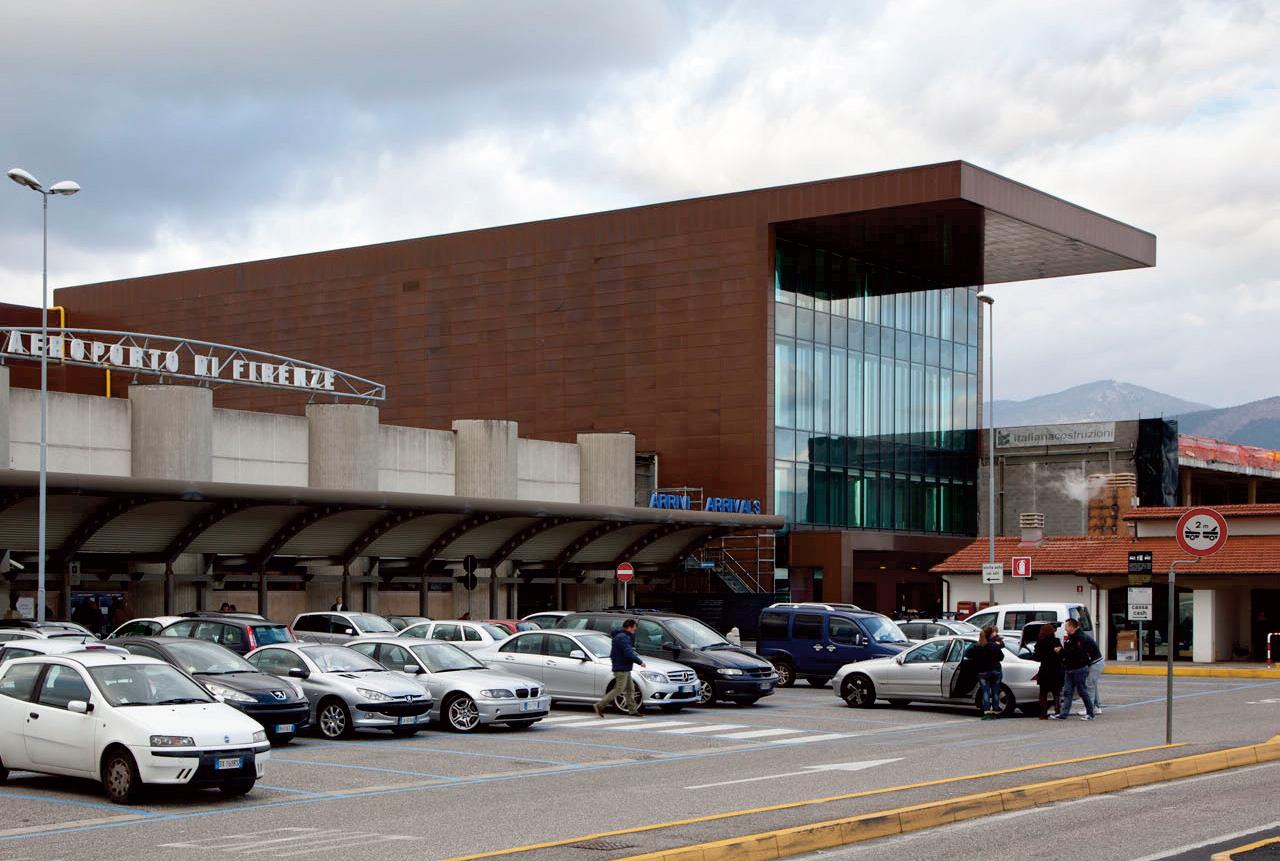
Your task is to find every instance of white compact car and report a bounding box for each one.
[107,616,183,639]
[832,635,1042,716]
[0,650,269,803]
[398,620,511,652]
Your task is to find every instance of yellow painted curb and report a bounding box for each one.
[616,740,1280,861]
[1106,665,1279,679]
[1212,835,1280,860]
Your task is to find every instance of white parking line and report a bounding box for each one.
[161,828,415,856]
[772,733,853,744]
[715,728,804,740]
[657,723,748,734]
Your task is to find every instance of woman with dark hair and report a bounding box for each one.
[1032,623,1064,719]
[965,624,1005,719]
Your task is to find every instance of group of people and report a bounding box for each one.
[965,618,1103,720]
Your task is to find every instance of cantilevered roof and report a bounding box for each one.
[0,471,781,573]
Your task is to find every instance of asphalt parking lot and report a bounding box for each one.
[3,673,1280,861]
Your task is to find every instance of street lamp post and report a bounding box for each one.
[7,168,80,624]
[976,291,996,606]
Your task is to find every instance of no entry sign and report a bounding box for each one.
[1175,507,1228,557]
[616,562,635,583]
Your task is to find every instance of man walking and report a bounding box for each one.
[1051,618,1098,721]
[595,618,646,717]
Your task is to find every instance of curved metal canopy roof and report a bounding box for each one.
[0,471,781,574]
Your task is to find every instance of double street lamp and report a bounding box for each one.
[976,291,996,605]
[7,167,80,624]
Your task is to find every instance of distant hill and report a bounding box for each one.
[1175,396,1280,450]
[993,380,1211,427]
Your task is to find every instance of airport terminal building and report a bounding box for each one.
[22,160,1155,618]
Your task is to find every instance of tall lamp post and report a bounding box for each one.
[7,168,80,624]
[976,291,996,606]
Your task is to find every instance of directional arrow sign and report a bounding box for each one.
[686,758,901,790]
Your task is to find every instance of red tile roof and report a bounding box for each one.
[932,534,1280,575]
[1180,434,1280,473]
[1124,504,1280,521]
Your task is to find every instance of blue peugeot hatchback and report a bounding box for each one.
[756,603,912,687]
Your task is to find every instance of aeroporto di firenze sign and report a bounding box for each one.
[0,328,386,401]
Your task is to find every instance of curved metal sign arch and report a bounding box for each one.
[0,327,386,401]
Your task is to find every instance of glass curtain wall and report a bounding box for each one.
[774,238,979,534]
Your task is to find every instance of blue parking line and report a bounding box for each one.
[255,784,328,796]
[0,787,152,815]
[269,757,458,781]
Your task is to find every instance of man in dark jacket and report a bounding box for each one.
[594,619,646,717]
[1051,618,1098,720]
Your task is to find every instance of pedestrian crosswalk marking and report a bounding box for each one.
[715,727,804,740]
[598,720,694,731]
[656,723,748,734]
[771,733,851,744]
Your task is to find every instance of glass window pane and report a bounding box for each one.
[815,344,831,435]
[775,250,794,304]
[775,427,796,461]
[895,360,910,437]
[864,355,880,437]
[967,374,978,431]
[846,471,863,527]
[831,314,846,348]
[815,312,830,344]
[774,461,793,521]
[911,290,926,335]
[776,302,796,338]
[797,341,814,432]
[864,282,878,325]
[881,290,896,329]
[775,337,795,428]
[881,326,894,358]
[848,352,863,438]
[925,289,940,339]
[848,319,864,352]
[797,308,814,341]
[832,348,847,437]
[911,363,925,436]
[911,334,925,363]
[795,466,810,524]
[967,345,978,375]
[926,365,940,443]
[940,289,953,342]
[896,289,910,331]
[952,288,967,344]
[926,336,939,366]
[882,360,895,441]
[967,290,979,346]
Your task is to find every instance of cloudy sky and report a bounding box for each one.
[1,0,1276,406]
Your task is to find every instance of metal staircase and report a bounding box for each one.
[691,532,776,594]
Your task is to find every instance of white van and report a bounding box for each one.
[961,603,1094,651]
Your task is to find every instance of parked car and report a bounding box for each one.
[292,611,399,643]
[832,634,1041,716]
[348,638,548,731]
[107,616,183,639]
[961,603,1094,650]
[385,615,431,632]
[158,614,295,656]
[0,620,98,642]
[0,651,269,803]
[245,642,432,739]
[756,603,912,687]
[0,640,128,664]
[478,629,699,713]
[895,618,981,643]
[398,620,511,652]
[112,637,310,744]
[559,610,778,706]
[520,611,571,628]
[484,619,541,635]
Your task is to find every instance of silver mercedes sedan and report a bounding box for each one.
[246,642,433,739]
[476,629,699,713]
[347,638,549,732]
[831,635,1041,716]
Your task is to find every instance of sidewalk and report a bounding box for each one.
[1107,661,1279,679]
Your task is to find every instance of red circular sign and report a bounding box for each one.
[616,562,635,583]
[1174,507,1228,557]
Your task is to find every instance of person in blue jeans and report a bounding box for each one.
[1052,618,1097,721]
[965,625,1005,719]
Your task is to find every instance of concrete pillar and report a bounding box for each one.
[1248,478,1258,505]
[452,420,519,499]
[130,385,213,480]
[0,365,10,469]
[1180,470,1192,506]
[306,403,380,490]
[1192,589,1216,663]
[576,432,635,506]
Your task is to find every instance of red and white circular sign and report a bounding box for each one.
[1175,507,1228,557]
[616,562,635,583]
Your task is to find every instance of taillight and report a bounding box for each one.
[246,627,257,651]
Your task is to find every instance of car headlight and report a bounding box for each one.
[252,730,267,743]
[356,688,391,702]
[204,682,256,704]
[640,671,666,683]
[283,678,305,698]
[480,689,514,699]
[716,668,744,677]
[150,735,195,747]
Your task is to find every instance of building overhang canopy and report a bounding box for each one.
[0,471,782,575]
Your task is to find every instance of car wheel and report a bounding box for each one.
[888,698,911,707]
[696,678,716,705]
[842,675,876,708]
[317,698,353,739]
[444,694,482,732]
[807,676,831,688]
[772,659,796,687]
[390,726,420,738]
[506,719,538,729]
[612,688,642,714]
[218,779,255,797]
[998,685,1017,717]
[659,704,685,713]
[102,749,143,805]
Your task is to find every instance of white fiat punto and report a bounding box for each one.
[0,649,270,804]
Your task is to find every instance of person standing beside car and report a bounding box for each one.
[594,618,646,717]
[1052,618,1097,721]
[966,625,1005,719]
[1031,623,1064,719]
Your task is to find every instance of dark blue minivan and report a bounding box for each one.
[756,603,912,687]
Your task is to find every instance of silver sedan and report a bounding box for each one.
[476,629,699,713]
[348,638,549,732]
[246,642,433,739]
[832,635,1041,716]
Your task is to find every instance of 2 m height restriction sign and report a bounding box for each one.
[1175,507,1229,557]
[1011,557,1032,578]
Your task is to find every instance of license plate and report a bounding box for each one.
[274,723,295,734]
[215,757,242,771]
[759,682,772,690]
[397,715,418,726]
[678,685,693,694]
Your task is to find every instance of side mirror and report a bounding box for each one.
[67,700,91,714]
[403,664,421,674]
[344,628,356,636]
[288,667,309,679]
[854,635,867,647]
[569,649,589,661]
[894,653,906,665]
[661,641,678,653]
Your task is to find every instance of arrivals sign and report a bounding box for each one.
[0,328,386,401]
[995,422,1116,449]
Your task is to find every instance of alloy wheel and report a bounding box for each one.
[319,702,349,738]
[697,679,715,705]
[447,696,481,731]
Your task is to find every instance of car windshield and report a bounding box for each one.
[577,633,613,659]
[162,640,258,675]
[410,643,485,672]
[302,645,384,673]
[861,616,910,644]
[349,613,397,634]
[666,618,729,649]
[481,624,510,640]
[89,663,215,706]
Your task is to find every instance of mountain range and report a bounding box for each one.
[993,380,1280,450]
